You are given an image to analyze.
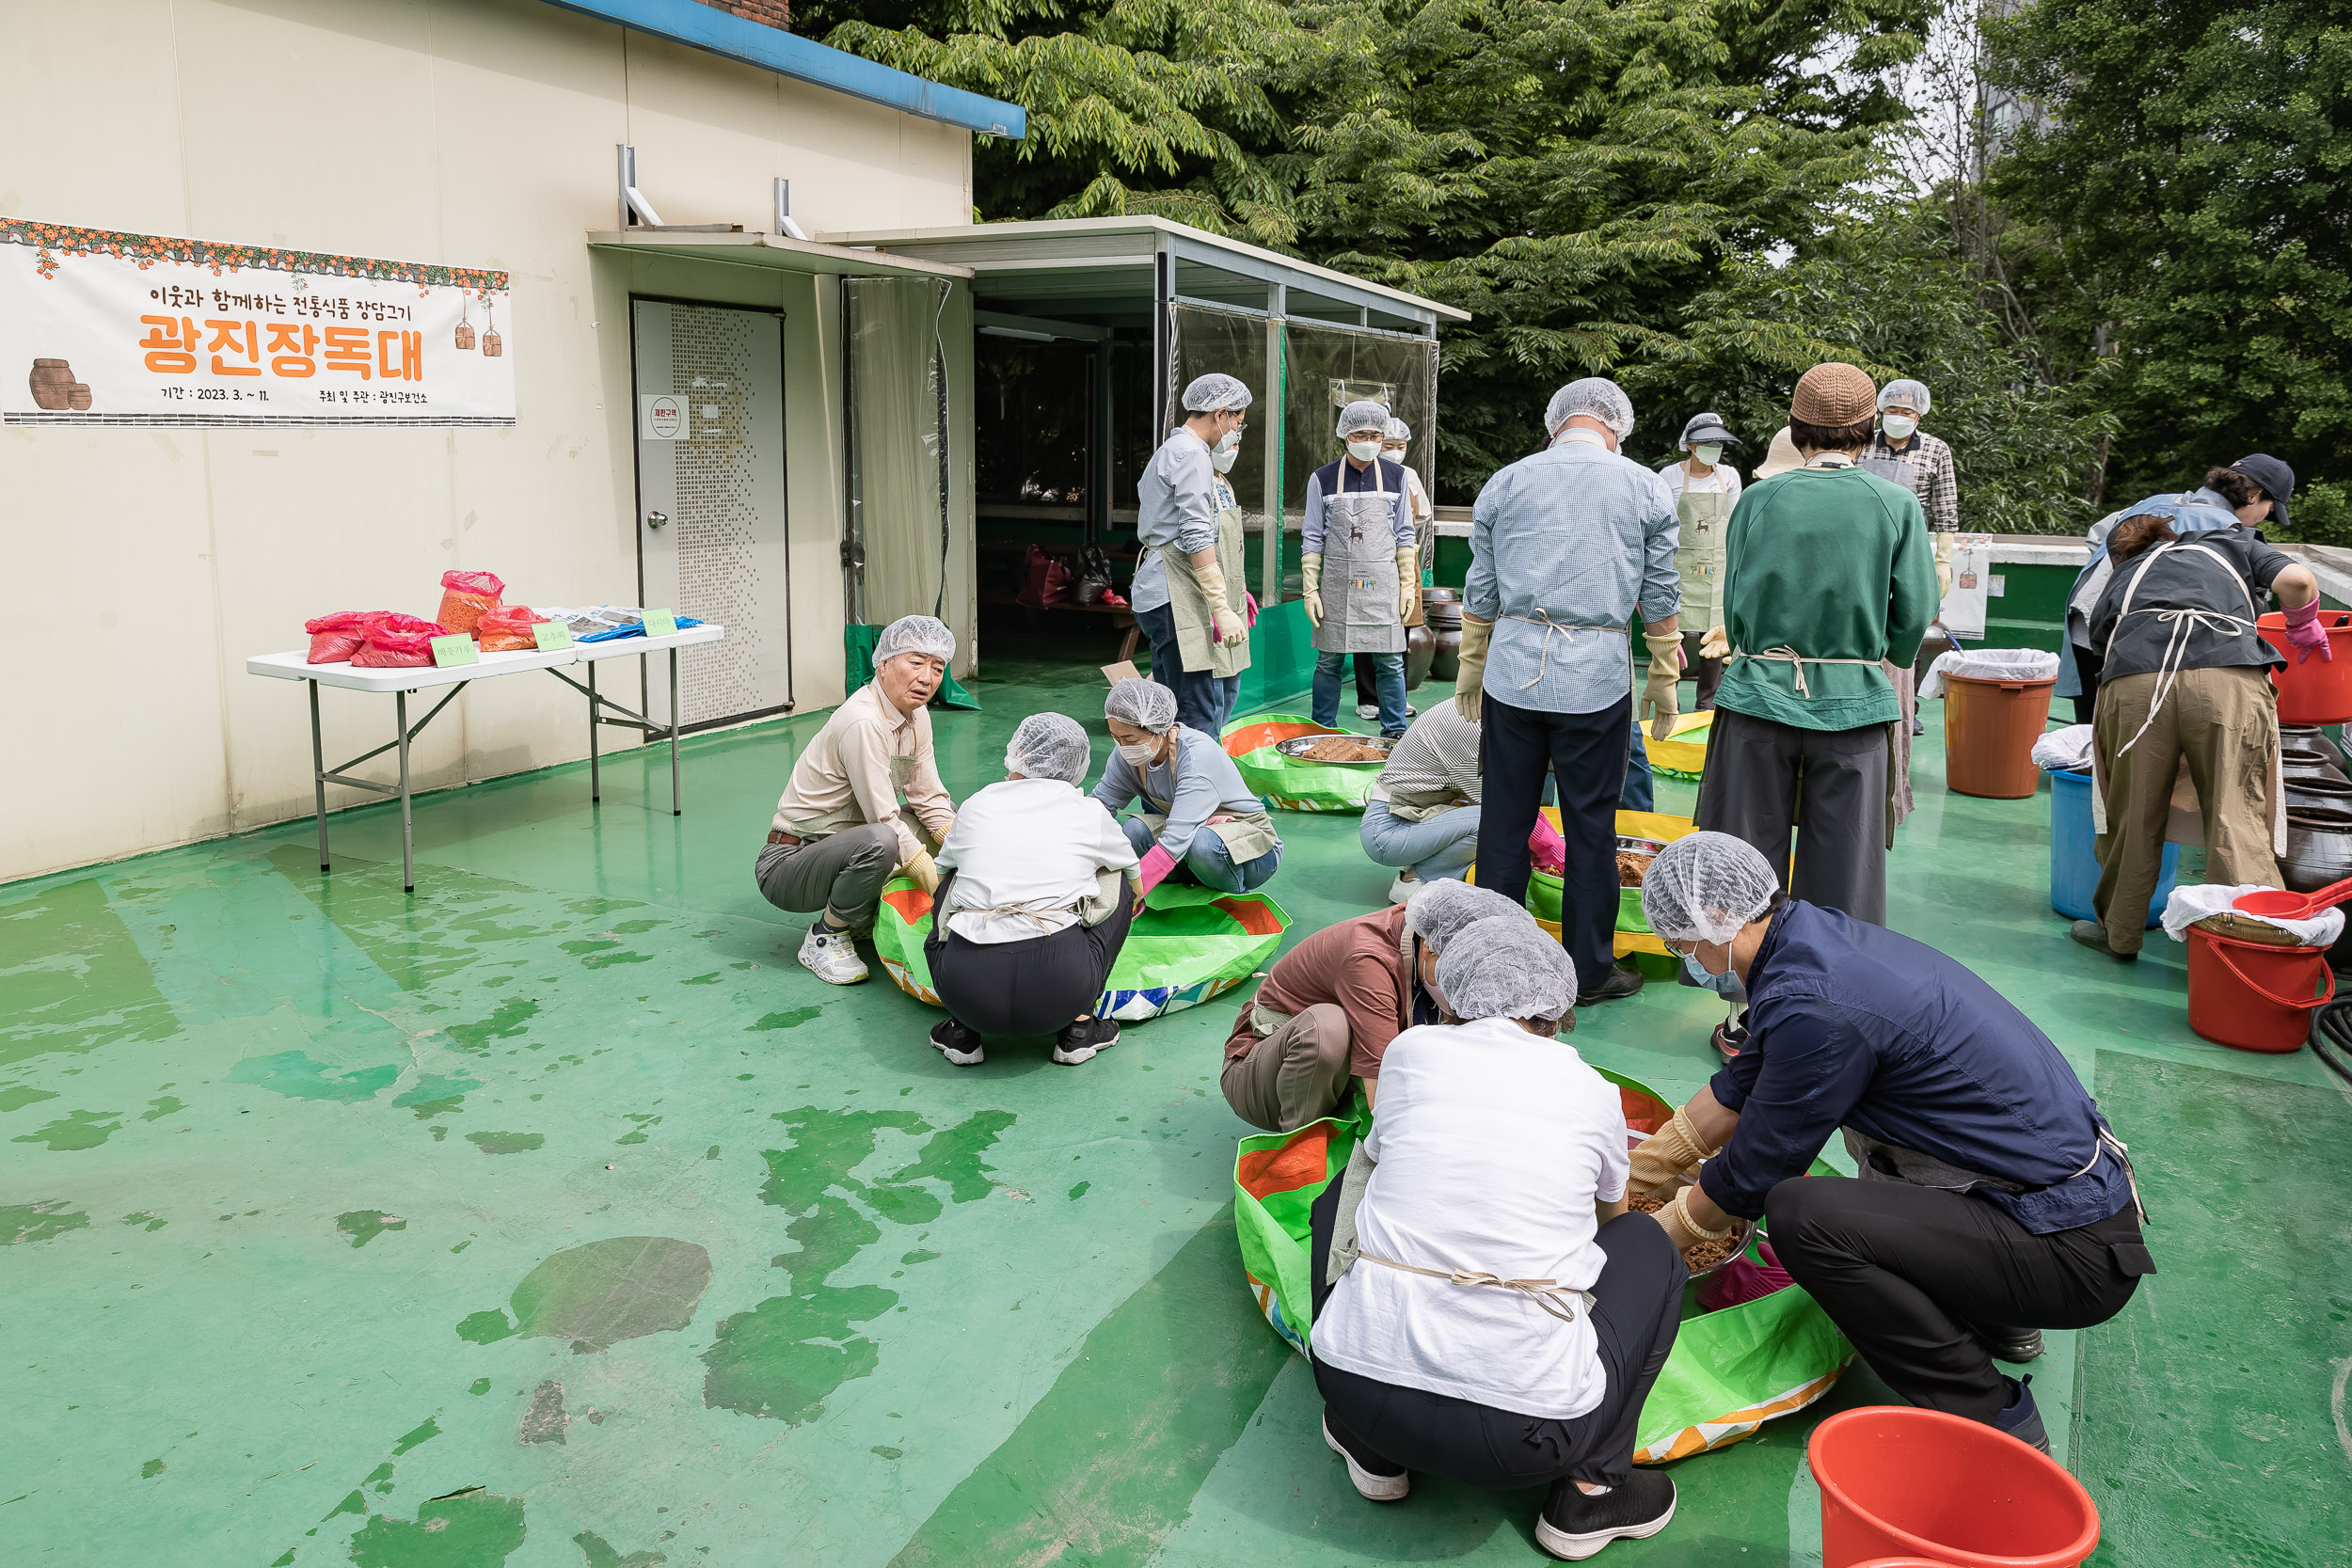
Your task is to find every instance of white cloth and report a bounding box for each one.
[2031,724,2095,773]
[1312,1017,1630,1419]
[2160,882,2344,945]
[933,778,1138,943]
[1659,460,1742,501]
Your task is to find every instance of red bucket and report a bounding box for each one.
[1810,1407,2099,1568]
[2257,610,2352,723]
[2185,926,2335,1053]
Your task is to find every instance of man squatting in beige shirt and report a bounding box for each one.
[756,614,959,986]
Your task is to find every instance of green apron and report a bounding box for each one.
[1670,470,1733,629]
[1168,478,1252,678]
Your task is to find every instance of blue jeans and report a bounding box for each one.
[1121,816,1280,894]
[1622,727,1654,812]
[1359,800,1480,882]
[1136,601,1241,735]
[1313,650,1407,736]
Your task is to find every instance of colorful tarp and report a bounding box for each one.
[1645,709,1713,782]
[871,877,1288,1023]
[1502,809,1698,960]
[1220,714,1378,814]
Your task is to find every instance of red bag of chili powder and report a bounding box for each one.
[351,613,450,668]
[435,569,505,636]
[476,605,549,652]
[305,610,385,664]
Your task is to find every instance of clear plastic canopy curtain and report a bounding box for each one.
[846,277,949,629]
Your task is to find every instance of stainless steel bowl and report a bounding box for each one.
[1274,734,1394,767]
[1622,1136,1755,1283]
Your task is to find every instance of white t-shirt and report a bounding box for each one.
[1659,459,1741,501]
[1311,1016,1631,1419]
[933,778,1138,943]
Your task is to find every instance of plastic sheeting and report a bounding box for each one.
[2161,883,2344,946]
[2031,724,2095,772]
[1919,647,2060,699]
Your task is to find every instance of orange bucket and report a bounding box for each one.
[2256,610,2352,723]
[1810,1406,2099,1568]
[2185,926,2334,1053]
[1942,673,2057,798]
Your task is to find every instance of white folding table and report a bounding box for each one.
[246,624,726,891]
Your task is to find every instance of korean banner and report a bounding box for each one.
[2,219,515,427]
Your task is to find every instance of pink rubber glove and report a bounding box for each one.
[2283,598,2333,663]
[1244,592,1260,628]
[1137,845,1178,895]
[1528,816,1566,878]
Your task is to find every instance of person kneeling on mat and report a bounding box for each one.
[755,615,958,985]
[1310,915,1686,1561]
[1221,879,1524,1131]
[1632,832,2156,1452]
[924,713,1138,1069]
[1092,678,1282,895]
[1361,701,1484,905]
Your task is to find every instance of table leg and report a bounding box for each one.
[588,659,601,806]
[396,689,416,894]
[669,648,682,816]
[309,679,330,872]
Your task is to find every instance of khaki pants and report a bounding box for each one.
[1221,1004,1351,1132]
[2093,666,2280,953]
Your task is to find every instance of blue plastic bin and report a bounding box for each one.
[2048,768,2175,927]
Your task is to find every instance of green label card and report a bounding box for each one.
[532,620,576,652]
[642,609,678,639]
[430,634,480,668]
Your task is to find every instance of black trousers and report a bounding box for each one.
[1767,1176,2153,1422]
[2071,643,2105,727]
[923,875,1136,1037]
[1477,691,1629,993]
[1307,1178,1687,1490]
[1695,707,1891,925]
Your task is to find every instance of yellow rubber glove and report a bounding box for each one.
[1640,630,1682,738]
[1628,1103,1720,1199]
[1700,624,1730,660]
[1395,546,1420,619]
[1934,531,1955,597]
[1193,555,1247,646]
[898,849,941,895]
[1658,1187,1736,1257]
[1454,614,1492,721]
[1301,552,1325,627]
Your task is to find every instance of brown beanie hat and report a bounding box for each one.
[1789,362,1878,426]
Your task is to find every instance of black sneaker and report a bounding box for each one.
[1535,1468,1676,1560]
[1578,966,1645,1006]
[2069,920,2137,960]
[1993,1372,2050,1452]
[1970,1323,2045,1364]
[1322,1413,1408,1502]
[1053,1015,1120,1066]
[929,1018,984,1067]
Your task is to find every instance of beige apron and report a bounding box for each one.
[1168,479,1252,678]
[1670,474,1732,629]
[1135,810,1280,867]
[1315,463,1406,656]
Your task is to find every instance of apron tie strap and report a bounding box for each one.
[1356,1251,1597,1323]
[1725,645,1881,698]
[1503,610,1629,689]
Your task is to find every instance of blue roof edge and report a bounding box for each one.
[539,0,1026,139]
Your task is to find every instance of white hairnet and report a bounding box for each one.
[1104,677,1179,734]
[1183,373,1254,413]
[1384,416,1411,441]
[1004,712,1091,784]
[1404,879,1526,954]
[1338,400,1391,438]
[1879,378,1931,416]
[1435,915,1577,1022]
[1544,377,1635,440]
[1639,831,1780,946]
[873,614,955,670]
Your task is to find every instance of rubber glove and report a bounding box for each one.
[1640,630,1682,738]
[1194,556,1247,646]
[1395,546,1420,619]
[1301,553,1325,627]
[2283,598,2333,663]
[1243,591,1260,628]
[898,849,942,895]
[1657,1187,1736,1258]
[1933,531,1955,598]
[1136,844,1179,895]
[1700,624,1730,660]
[1454,615,1492,721]
[1528,814,1565,877]
[1629,1103,1720,1199]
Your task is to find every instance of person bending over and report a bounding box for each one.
[1310,915,1686,1561]
[1633,832,2154,1451]
[756,615,957,985]
[1222,879,1524,1132]
[1092,678,1282,895]
[924,713,1138,1069]
[1360,702,1485,904]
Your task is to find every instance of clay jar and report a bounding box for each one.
[2283,776,2352,816]
[28,359,72,410]
[67,384,91,411]
[1422,589,1464,683]
[2280,746,2347,786]
[2280,807,2352,895]
[2280,724,2348,775]
[1405,622,1437,690]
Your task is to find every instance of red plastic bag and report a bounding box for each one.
[477,605,548,653]
[1697,1238,1795,1313]
[352,613,450,668]
[305,610,384,664]
[1015,545,1073,610]
[436,569,505,635]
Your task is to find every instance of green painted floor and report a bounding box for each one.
[5,648,2347,1568]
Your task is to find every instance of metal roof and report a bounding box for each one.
[586,230,974,280]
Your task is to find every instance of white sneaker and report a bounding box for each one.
[1403,703,1419,719]
[797,925,868,985]
[1355,703,1380,721]
[1388,873,1419,906]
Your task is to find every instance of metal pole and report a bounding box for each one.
[309,678,330,872]
[1263,283,1286,605]
[588,659,601,805]
[669,648,682,816]
[395,689,415,894]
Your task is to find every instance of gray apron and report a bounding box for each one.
[1670,476,1732,630]
[1314,463,1406,656]
[1168,479,1252,678]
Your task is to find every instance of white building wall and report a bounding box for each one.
[0,0,974,882]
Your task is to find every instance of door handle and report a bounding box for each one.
[646,511,669,530]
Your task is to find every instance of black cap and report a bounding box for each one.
[2231,453,2296,529]
[1679,411,1741,448]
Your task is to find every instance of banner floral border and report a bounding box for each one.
[2,219,509,293]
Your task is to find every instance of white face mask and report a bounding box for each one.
[1211,445,1238,474]
[1115,740,1159,767]
[1692,443,1723,467]
[1383,445,1407,462]
[1216,427,1243,453]
[1882,415,1918,441]
[1346,439,1383,463]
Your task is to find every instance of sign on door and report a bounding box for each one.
[640,393,689,439]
